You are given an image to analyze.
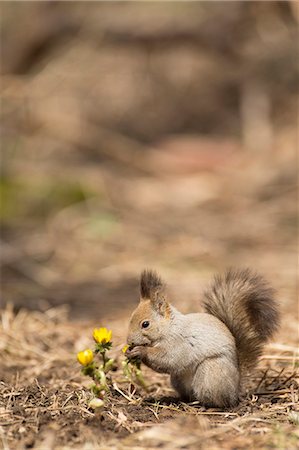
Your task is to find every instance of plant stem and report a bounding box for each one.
[101,350,107,370]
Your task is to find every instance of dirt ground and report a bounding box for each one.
[1,147,298,448]
[0,285,298,450]
[1,151,298,449]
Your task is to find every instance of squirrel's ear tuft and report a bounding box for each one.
[140,269,164,299]
[140,269,169,316]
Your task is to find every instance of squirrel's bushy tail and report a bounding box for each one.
[203,268,280,371]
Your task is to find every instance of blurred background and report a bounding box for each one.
[1,2,298,327]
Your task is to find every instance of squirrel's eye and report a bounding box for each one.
[141,320,150,329]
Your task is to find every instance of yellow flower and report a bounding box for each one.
[93,327,112,344]
[77,349,94,366]
[122,345,129,354]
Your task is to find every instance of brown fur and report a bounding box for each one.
[140,269,170,317]
[140,270,165,300]
[203,268,280,371]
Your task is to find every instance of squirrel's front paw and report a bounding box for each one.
[126,345,146,359]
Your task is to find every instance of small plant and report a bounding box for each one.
[122,345,148,391]
[77,327,114,408]
[77,328,147,409]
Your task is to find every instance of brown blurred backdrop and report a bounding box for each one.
[1,1,298,326]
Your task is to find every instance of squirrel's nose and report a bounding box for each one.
[126,334,135,347]
[127,339,136,347]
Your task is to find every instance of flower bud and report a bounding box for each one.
[89,398,104,410]
[77,349,94,366]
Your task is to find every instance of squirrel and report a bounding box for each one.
[125,268,279,408]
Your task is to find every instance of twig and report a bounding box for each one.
[260,355,299,361]
[255,368,270,391]
[112,383,138,404]
[253,389,294,396]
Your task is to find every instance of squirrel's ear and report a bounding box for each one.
[140,269,170,316]
[150,290,170,316]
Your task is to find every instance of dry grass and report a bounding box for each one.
[0,304,298,450]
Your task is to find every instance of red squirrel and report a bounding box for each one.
[126,268,279,408]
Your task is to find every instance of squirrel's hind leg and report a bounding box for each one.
[171,369,195,402]
[192,355,240,408]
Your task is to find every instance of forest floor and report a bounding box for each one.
[0,298,298,450]
[1,140,298,449]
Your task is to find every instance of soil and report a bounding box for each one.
[1,288,298,450]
